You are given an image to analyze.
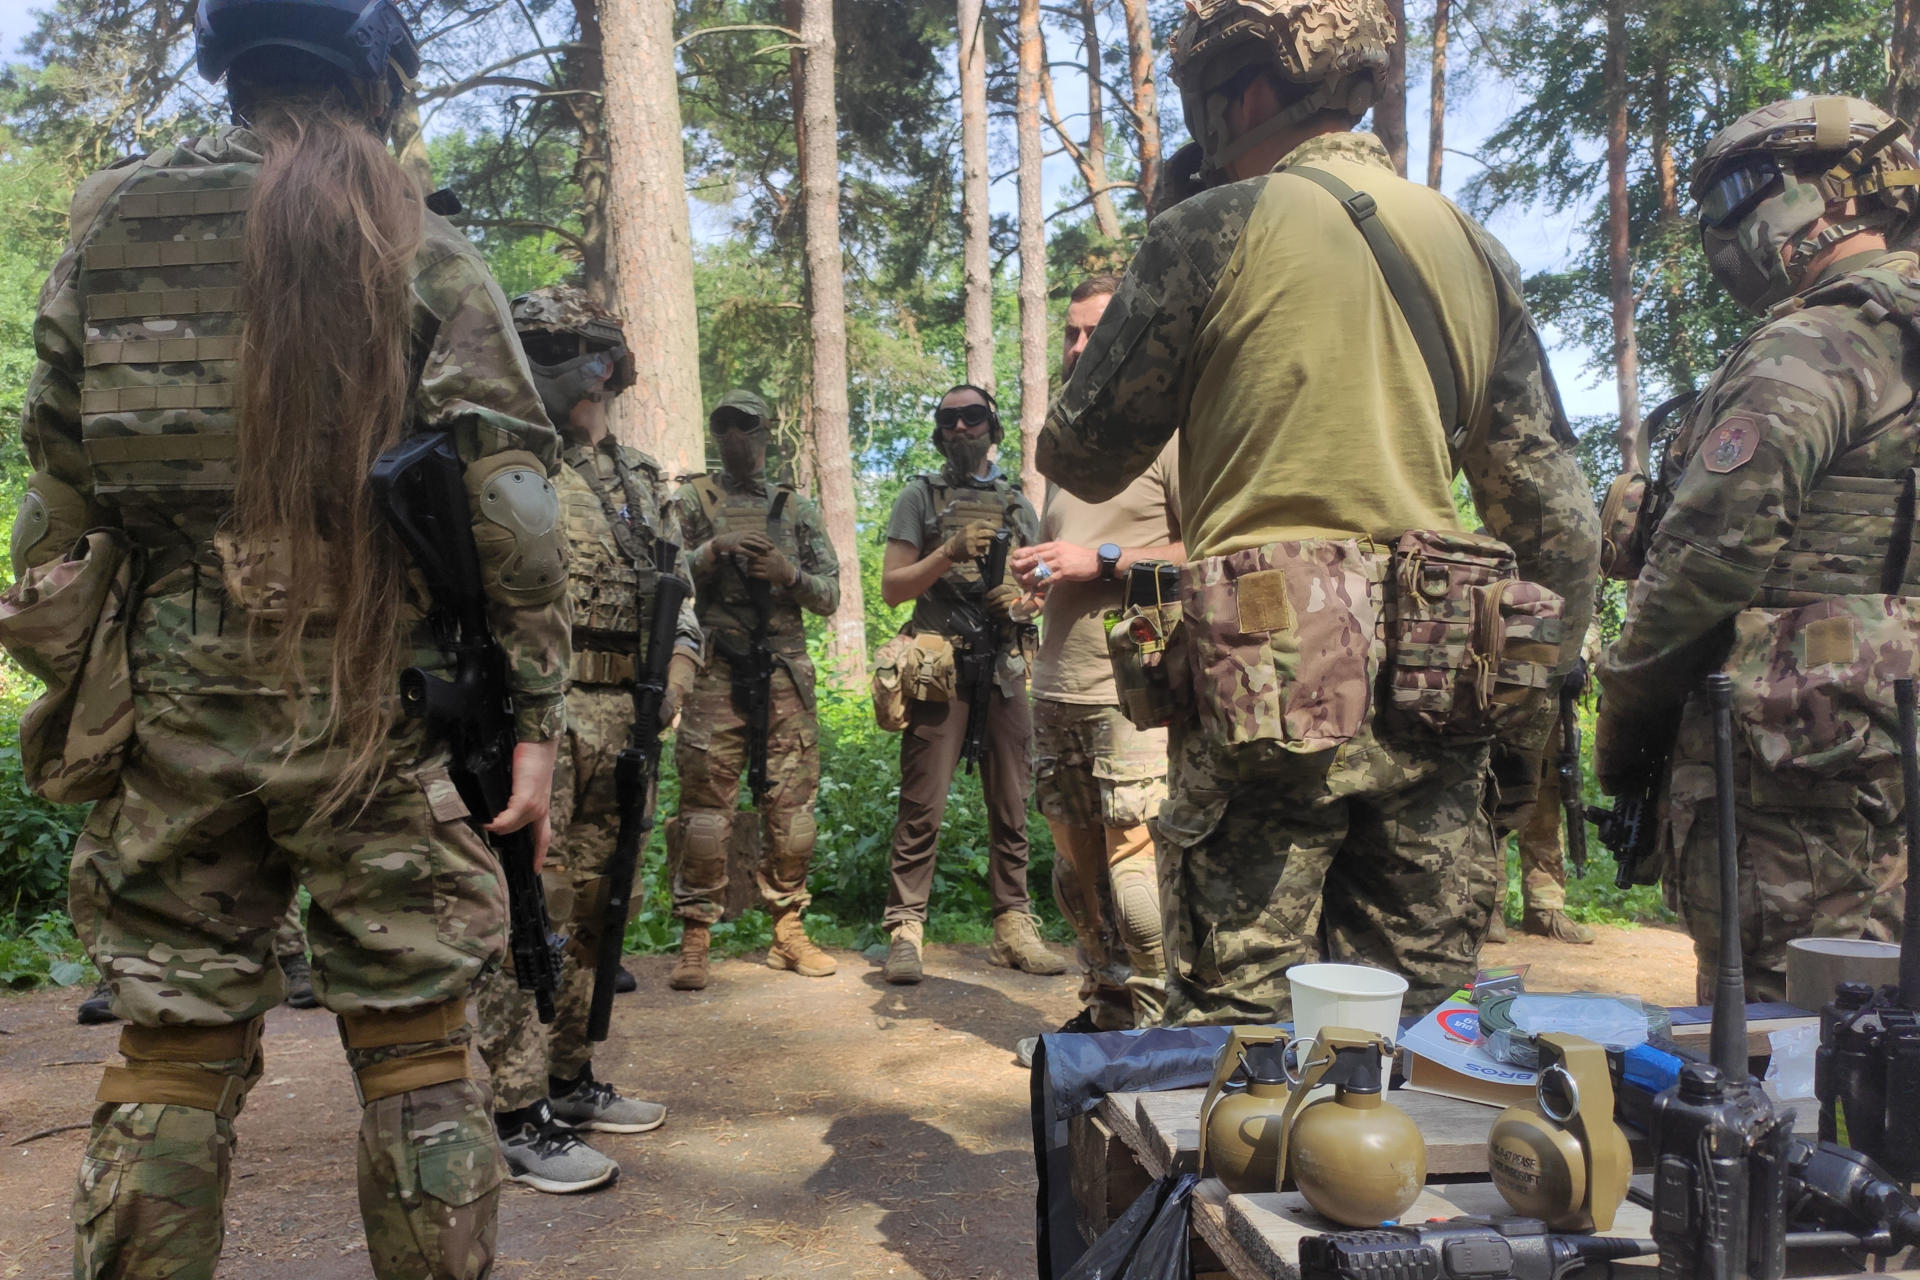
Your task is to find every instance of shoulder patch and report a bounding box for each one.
[1703,415,1762,474]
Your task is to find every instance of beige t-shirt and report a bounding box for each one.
[1031,440,1181,703]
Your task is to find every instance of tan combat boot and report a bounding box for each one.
[989,911,1069,975]
[1523,907,1595,945]
[883,920,923,985]
[670,923,711,990]
[767,906,837,977]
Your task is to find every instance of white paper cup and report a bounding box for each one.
[1286,963,1410,1046]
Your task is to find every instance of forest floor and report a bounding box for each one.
[0,924,1697,1280]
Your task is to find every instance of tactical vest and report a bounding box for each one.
[913,472,1021,639]
[560,444,662,684]
[76,162,254,559]
[687,474,805,656]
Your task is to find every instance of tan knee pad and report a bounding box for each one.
[338,1001,473,1105]
[673,809,732,876]
[1107,824,1163,965]
[96,1018,265,1120]
[767,810,817,879]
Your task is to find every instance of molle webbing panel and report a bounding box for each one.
[1759,471,1920,605]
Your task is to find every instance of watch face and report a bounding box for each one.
[1098,543,1121,579]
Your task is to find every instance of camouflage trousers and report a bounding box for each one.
[1033,699,1168,1028]
[1153,721,1496,1026]
[668,657,820,923]
[68,689,506,1280]
[272,901,308,959]
[476,682,636,1111]
[1507,717,1572,913]
[1664,691,1908,1004]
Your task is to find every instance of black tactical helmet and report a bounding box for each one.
[195,0,420,93]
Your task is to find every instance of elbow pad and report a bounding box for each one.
[11,473,91,576]
[466,450,566,606]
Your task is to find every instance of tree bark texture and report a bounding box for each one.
[1892,0,1920,127]
[789,0,869,679]
[958,0,995,389]
[1426,0,1447,189]
[1603,0,1642,467]
[1650,66,1678,223]
[1121,0,1160,211]
[1375,0,1408,176]
[1080,0,1121,239]
[569,0,611,299]
[1016,0,1049,512]
[600,0,704,475]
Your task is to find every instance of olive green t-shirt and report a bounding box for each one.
[1031,440,1181,703]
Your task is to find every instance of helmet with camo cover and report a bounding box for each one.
[1169,0,1394,180]
[1692,95,1920,314]
[510,285,636,425]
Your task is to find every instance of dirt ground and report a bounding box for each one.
[0,925,1699,1280]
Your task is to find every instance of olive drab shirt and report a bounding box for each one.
[19,126,569,739]
[884,466,1042,639]
[671,468,841,663]
[1038,130,1598,692]
[1596,249,1920,782]
[557,438,701,685]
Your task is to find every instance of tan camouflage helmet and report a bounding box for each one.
[510,285,636,423]
[1692,95,1920,313]
[1169,0,1395,178]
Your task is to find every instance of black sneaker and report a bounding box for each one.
[615,964,637,995]
[77,978,119,1026]
[496,1100,619,1194]
[1014,1008,1102,1068]
[280,953,319,1009]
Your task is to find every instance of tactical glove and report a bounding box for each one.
[710,530,774,559]
[746,544,798,585]
[942,520,997,563]
[982,583,1023,620]
[660,651,698,727]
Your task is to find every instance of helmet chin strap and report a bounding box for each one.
[1785,215,1880,277]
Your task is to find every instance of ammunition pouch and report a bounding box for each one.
[1383,528,1566,740]
[1179,537,1384,759]
[0,528,138,802]
[871,630,958,731]
[97,1018,264,1119]
[337,1001,473,1105]
[1105,602,1188,731]
[570,642,636,686]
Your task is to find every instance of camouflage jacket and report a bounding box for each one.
[1595,248,1920,788]
[671,467,840,659]
[19,126,568,738]
[1037,131,1598,750]
[559,438,701,661]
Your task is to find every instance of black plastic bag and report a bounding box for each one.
[1061,1174,1199,1280]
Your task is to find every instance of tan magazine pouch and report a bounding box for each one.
[871,631,960,732]
[0,529,137,801]
[1106,602,1188,731]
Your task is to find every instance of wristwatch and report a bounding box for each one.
[1097,543,1122,581]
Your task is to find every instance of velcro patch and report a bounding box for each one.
[1703,415,1761,474]
[1233,569,1293,635]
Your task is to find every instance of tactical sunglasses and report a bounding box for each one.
[934,403,993,430]
[524,334,628,378]
[1698,156,1783,230]
[710,409,763,434]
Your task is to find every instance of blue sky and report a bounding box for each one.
[0,4,1614,417]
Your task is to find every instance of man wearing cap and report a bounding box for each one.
[665,391,843,991]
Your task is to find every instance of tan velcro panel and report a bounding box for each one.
[119,1019,262,1063]
[83,433,238,466]
[337,999,467,1050]
[118,187,252,219]
[81,384,236,416]
[355,1046,473,1102]
[89,286,242,321]
[84,237,244,272]
[85,336,241,367]
[571,648,636,685]
[97,1063,250,1117]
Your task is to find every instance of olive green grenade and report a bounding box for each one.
[1275,1027,1427,1227]
[1487,1032,1631,1230]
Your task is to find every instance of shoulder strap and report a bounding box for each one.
[691,475,725,525]
[1284,165,1460,438]
[769,484,792,524]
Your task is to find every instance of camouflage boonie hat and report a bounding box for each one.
[1170,0,1395,175]
[709,389,772,431]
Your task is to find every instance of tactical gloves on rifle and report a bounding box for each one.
[943,520,998,563]
[982,583,1023,621]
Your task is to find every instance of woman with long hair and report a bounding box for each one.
[9,2,566,1275]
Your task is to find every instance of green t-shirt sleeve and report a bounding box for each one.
[885,479,932,551]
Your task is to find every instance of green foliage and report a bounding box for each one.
[0,911,90,989]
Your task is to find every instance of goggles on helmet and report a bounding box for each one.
[710,408,764,435]
[934,404,993,431]
[1698,156,1784,230]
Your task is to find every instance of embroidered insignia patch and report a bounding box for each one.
[1703,416,1760,474]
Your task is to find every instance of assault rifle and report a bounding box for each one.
[950,527,1013,774]
[1587,708,1670,891]
[588,541,691,1042]
[1557,661,1587,878]
[716,490,789,803]
[372,433,564,1022]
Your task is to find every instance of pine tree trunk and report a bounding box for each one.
[1016,0,1049,511]
[1651,67,1678,223]
[958,0,995,388]
[570,0,610,299]
[1604,0,1642,467]
[1375,0,1408,176]
[1426,0,1448,189]
[787,0,869,681]
[1893,0,1920,126]
[600,0,704,475]
[1121,0,1160,209]
[1080,0,1121,239]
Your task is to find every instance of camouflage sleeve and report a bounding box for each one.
[786,493,841,617]
[1037,182,1262,503]
[413,239,568,740]
[1595,321,1866,782]
[652,472,702,656]
[1457,225,1600,759]
[670,482,719,582]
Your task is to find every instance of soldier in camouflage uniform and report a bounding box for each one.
[1038,0,1599,1024]
[5,2,566,1274]
[1596,96,1918,1003]
[878,385,1067,983]
[664,390,842,990]
[475,285,700,1193]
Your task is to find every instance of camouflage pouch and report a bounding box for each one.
[1722,595,1920,779]
[871,632,917,732]
[1179,538,1384,756]
[1598,471,1649,581]
[1106,603,1188,730]
[1464,577,1566,738]
[0,529,137,802]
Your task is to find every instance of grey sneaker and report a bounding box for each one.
[548,1069,667,1134]
[497,1101,618,1194]
[280,953,319,1009]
